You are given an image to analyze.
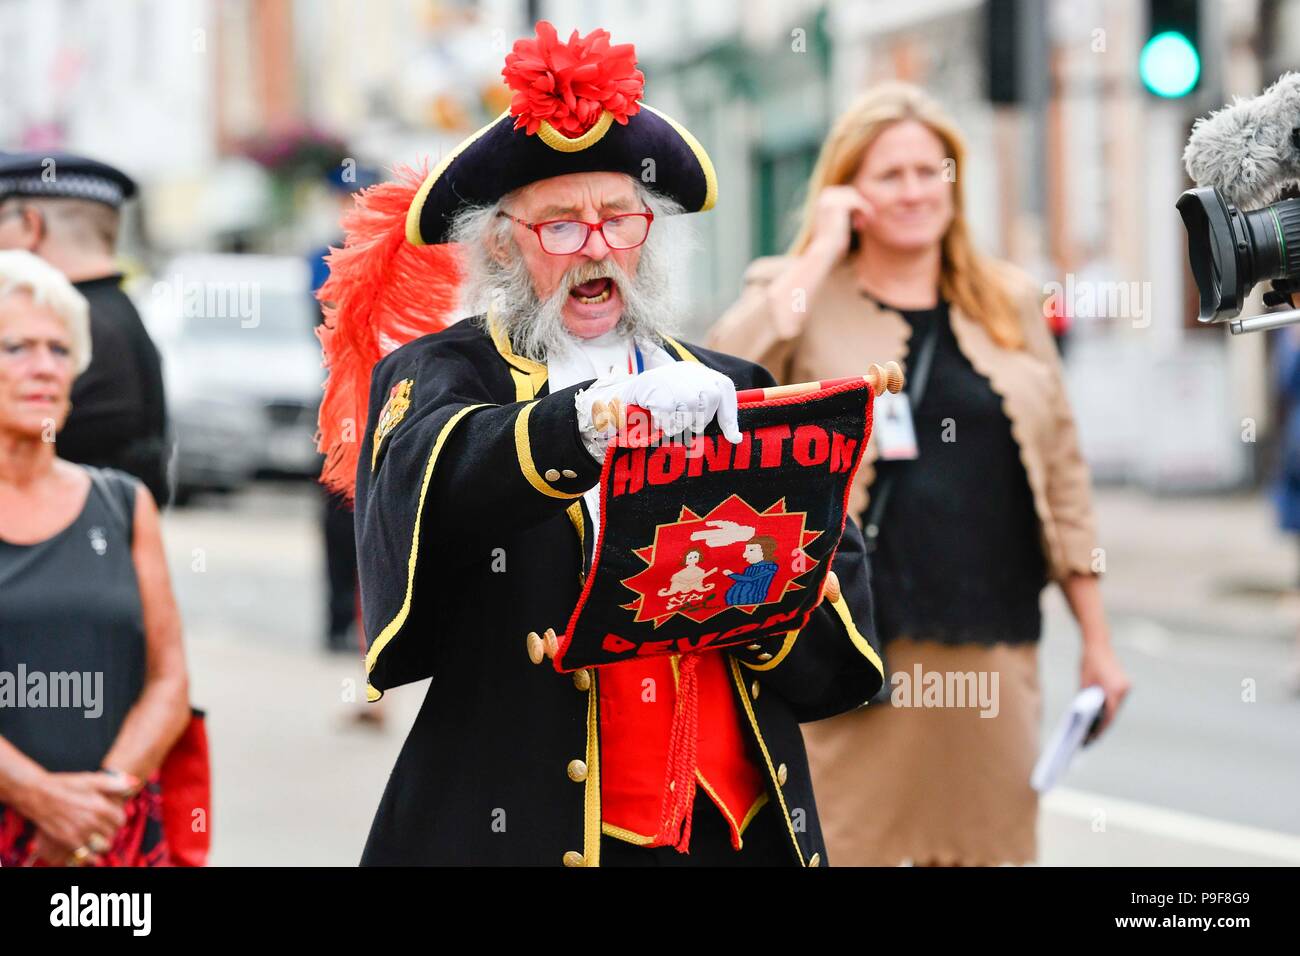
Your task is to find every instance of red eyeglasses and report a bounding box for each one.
[499,210,654,255]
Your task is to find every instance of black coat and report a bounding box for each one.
[355,316,885,866]
[59,275,169,506]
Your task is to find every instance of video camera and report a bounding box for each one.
[1179,72,1300,333]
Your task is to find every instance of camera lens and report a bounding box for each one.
[1177,189,1300,321]
[1242,197,1300,287]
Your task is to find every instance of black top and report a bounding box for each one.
[58,275,169,506]
[867,298,1047,647]
[0,467,145,775]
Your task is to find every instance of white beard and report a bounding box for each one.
[468,239,681,363]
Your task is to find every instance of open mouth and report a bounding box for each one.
[570,277,614,305]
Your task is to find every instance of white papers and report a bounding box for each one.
[1031,685,1107,793]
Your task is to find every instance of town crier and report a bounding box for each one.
[316,21,885,866]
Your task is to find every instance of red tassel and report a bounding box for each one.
[654,653,701,852]
[316,162,463,500]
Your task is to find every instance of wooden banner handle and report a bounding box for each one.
[591,361,905,433]
[735,361,905,405]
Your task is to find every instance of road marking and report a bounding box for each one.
[1119,617,1173,657]
[1046,787,1300,863]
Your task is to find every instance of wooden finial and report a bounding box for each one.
[883,360,905,393]
[866,363,882,396]
[526,631,545,665]
[591,398,627,433]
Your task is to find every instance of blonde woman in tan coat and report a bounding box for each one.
[708,83,1130,866]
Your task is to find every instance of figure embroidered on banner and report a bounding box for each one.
[620,495,821,627]
[657,547,717,596]
[722,536,779,606]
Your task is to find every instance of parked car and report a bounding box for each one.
[142,254,325,501]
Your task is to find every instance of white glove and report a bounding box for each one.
[575,363,742,460]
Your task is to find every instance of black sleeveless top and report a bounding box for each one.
[866,299,1048,647]
[0,467,146,773]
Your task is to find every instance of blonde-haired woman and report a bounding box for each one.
[709,82,1130,866]
[0,250,190,866]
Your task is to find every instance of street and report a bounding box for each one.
[163,481,1300,866]
[1037,488,1300,865]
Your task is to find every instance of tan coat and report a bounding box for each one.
[708,255,1099,584]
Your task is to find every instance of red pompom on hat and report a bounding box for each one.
[502,20,644,137]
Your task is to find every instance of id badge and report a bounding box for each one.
[873,390,919,460]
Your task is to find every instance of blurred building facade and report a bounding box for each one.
[4,0,1300,489]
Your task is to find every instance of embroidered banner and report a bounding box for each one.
[555,378,874,671]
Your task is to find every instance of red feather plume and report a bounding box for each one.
[315,162,463,501]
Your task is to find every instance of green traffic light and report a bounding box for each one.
[1140,30,1200,98]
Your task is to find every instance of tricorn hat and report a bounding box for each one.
[405,21,717,246]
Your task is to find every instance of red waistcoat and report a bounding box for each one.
[599,651,767,849]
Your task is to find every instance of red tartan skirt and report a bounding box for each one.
[0,779,171,867]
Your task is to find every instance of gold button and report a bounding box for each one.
[526,632,544,665]
[746,643,762,651]
[545,468,562,482]
[561,468,577,478]
[750,680,760,701]
[563,850,585,867]
[567,759,588,782]
[572,668,592,691]
[809,852,821,867]
[757,652,773,662]
[777,763,788,786]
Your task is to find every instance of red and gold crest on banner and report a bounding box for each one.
[619,494,821,628]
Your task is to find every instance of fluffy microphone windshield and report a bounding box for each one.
[1183,71,1300,209]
